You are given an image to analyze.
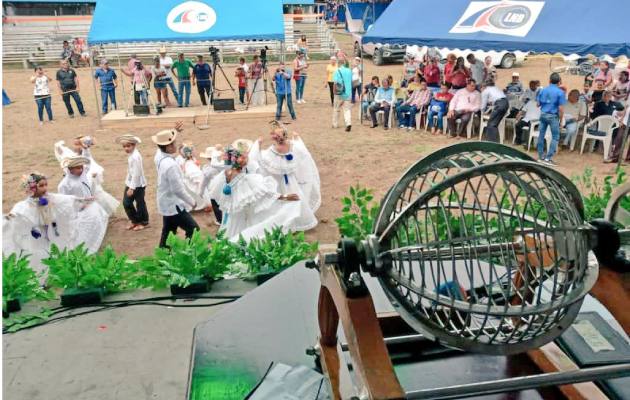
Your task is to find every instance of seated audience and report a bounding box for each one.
[505,72,524,96]
[362,76,380,120]
[447,79,481,138]
[484,56,497,82]
[423,57,441,88]
[562,89,588,148]
[480,79,509,143]
[397,81,432,130]
[369,77,395,130]
[427,83,454,135]
[611,71,630,103]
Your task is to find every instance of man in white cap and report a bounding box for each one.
[505,72,524,96]
[159,47,179,103]
[152,122,199,247]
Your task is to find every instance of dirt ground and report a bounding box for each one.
[2,33,625,258]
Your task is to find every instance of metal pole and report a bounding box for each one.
[616,124,629,169]
[116,43,129,117]
[88,47,102,128]
[359,37,364,124]
[406,363,630,400]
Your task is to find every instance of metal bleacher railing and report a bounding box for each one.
[2,14,338,68]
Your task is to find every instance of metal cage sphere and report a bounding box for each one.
[370,143,598,355]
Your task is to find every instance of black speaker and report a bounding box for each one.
[213,98,235,112]
[133,105,150,116]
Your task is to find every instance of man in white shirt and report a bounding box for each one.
[369,77,395,130]
[117,134,148,231]
[481,79,509,142]
[158,47,179,103]
[152,122,199,248]
[514,94,541,146]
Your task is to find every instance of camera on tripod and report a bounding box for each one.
[208,46,220,65]
[260,46,270,67]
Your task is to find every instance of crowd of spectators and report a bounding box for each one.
[358,54,630,166]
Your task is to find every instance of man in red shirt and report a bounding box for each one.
[423,56,441,89]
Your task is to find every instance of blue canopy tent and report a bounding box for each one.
[346,1,391,33]
[362,0,630,57]
[88,0,284,44]
[87,0,284,118]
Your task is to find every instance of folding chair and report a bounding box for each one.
[581,115,619,160]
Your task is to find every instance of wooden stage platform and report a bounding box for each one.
[101,104,276,129]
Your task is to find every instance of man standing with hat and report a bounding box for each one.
[94,59,118,114]
[116,134,148,231]
[192,54,212,106]
[152,122,199,247]
[173,53,194,107]
[159,47,179,104]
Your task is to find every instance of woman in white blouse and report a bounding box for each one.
[30,66,53,125]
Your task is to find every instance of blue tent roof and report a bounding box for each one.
[88,0,285,44]
[363,0,630,57]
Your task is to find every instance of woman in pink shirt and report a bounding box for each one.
[594,61,613,88]
[448,57,470,90]
[443,54,456,85]
[423,57,441,88]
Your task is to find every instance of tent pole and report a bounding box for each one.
[89,47,102,128]
[116,43,129,117]
[616,125,629,169]
[359,37,364,124]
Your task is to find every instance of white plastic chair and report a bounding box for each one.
[478,113,508,143]
[561,120,585,151]
[526,120,553,154]
[581,115,619,160]
[376,106,394,128]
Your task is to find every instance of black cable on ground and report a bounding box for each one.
[3,295,241,335]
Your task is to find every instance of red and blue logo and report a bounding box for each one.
[450,1,544,37]
[167,1,216,34]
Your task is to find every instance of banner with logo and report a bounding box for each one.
[362,0,629,57]
[89,0,285,44]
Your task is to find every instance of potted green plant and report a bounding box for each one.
[137,231,221,295]
[2,253,52,316]
[237,227,319,285]
[44,244,134,306]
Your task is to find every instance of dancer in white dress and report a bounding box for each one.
[198,146,226,225]
[57,156,113,253]
[54,135,105,184]
[249,123,320,232]
[3,173,88,283]
[208,146,303,242]
[179,143,207,211]
[231,138,260,174]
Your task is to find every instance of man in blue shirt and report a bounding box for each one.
[192,55,212,106]
[272,61,296,121]
[333,59,353,132]
[536,73,566,166]
[94,59,117,114]
[369,77,395,130]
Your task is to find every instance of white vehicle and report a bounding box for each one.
[406,45,527,69]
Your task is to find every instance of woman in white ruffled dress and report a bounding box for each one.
[3,173,88,283]
[208,146,302,242]
[249,124,320,232]
[179,143,207,211]
[57,156,116,253]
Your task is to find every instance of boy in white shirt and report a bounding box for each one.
[117,134,149,231]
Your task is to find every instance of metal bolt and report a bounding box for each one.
[348,272,361,288]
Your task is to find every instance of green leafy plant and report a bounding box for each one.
[573,167,628,220]
[335,185,380,242]
[3,308,53,332]
[2,253,52,311]
[44,244,135,292]
[236,227,319,277]
[136,231,234,289]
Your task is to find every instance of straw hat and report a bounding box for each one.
[75,135,95,147]
[199,146,223,159]
[512,72,520,77]
[159,46,167,54]
[231,139,253,153]
[115,134,142,144]
[151,129,178,146]
[62,156,90,169]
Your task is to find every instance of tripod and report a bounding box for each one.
[246,58,269,110]
[197,59,236,130]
